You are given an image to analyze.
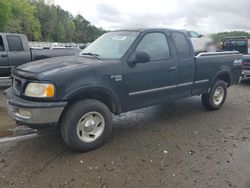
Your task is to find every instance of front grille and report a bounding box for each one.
[12,78,22,95]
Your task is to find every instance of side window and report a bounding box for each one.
[0,36,4,52]
[172,32,191,59]
[136,33,170,61]
[7,35,24,51]
[189,31,200,38]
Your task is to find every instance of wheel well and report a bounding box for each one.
[216,73,231,86]
[66,91,120,115]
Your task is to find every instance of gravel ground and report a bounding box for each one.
[0,81,250,188]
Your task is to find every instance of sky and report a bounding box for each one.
[55,0,250,34]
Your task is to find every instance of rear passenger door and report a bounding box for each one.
[6,35,31,68]
[172,32,195,98]
[124,32,178,110]
[0,35,10,77]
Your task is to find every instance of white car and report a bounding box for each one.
[188,31,215,53]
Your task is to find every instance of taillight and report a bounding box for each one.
[243,61,250,65]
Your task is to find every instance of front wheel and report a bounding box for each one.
[60,99,112,152]
[201,80,227,110]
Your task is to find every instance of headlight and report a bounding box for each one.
[24,83,55,98]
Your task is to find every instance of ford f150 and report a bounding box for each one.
[5,28,242,151]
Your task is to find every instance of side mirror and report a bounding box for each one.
[133,51,151,64]
[199,34,204,38]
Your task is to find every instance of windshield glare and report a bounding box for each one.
[81,31,139,59]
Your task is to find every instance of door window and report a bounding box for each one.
[7,35,24,51]
[189,31,200,38]
[136,33,170,61]
[172,32,191,59]
[0,36,4,51]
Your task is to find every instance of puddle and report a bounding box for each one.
[0,100,38,143]
[0,133,38,143]
[0,126,38,143]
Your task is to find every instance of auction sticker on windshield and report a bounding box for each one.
[112,36,127,40]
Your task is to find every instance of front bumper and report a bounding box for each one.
[4,88,67,127]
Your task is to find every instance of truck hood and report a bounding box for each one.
[17,56,102,75]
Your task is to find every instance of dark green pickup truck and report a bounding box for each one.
[5,28,242,151]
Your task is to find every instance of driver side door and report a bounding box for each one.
[124,32,178,110]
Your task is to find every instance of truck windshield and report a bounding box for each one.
[81,31,139,59]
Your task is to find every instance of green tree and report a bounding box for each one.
[55,22,66,42]
[34,1,57,41]
[212,31,250,42]
[0,0,41,40]
[73,15,105,42]
[1,0,105,42]
[65,20,76,42]
[0,0,12,31]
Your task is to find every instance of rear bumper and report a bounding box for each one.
[242,69,250,76]
[4,88,67,128]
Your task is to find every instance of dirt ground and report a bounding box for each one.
[0,81,250,188]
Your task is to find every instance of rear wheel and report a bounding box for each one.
[61,99,112,152]
[201,80,227,110]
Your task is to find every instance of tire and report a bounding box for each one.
[201,80,227,110]
[60,99,112,152]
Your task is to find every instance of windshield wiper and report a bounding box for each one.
[81,53,104,61]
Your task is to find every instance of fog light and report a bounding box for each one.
[18,108,32,119]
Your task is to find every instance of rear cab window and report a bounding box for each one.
[172,32,191,59]
[136,32,171,61]
[0,35,5,51]
[7,35,24,51]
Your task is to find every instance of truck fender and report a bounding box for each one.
[209,70,232,92]
[63,85,122,114]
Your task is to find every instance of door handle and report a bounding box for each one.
[169,66,177,72]
[1,54,8,57]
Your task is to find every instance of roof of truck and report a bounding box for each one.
[223,36,249,40]
[112,28,186,33]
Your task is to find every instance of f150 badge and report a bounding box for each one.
[111,75,122,81]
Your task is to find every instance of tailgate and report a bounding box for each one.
[242,55,250,70]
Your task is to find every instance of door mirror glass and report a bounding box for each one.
[134,51,151,63]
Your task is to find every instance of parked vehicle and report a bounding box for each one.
[0,33,81,77]
[222,36,250,54]
[222,36,250,79]
[242,55,250,78]
[5,28,242,151]
[188,31,215,53]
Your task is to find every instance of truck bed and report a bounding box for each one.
[192,51,242,95]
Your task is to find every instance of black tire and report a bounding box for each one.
[60,99,112,152]
[201,80,227,110]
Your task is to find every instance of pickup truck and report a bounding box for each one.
[222,36,250,79]
[4,28,242,152]
[0,33,80,77]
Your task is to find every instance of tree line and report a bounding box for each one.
[0,0,106,42]
[211,31,250,42]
